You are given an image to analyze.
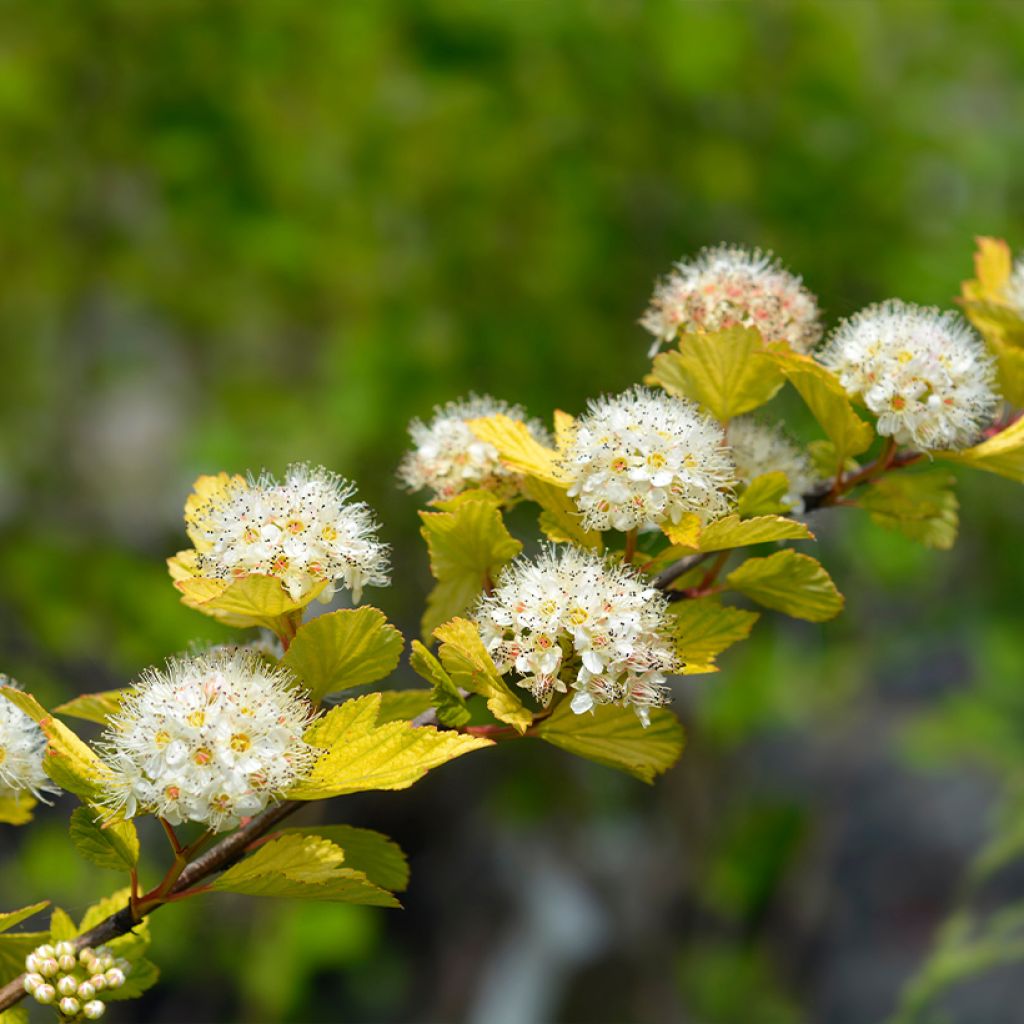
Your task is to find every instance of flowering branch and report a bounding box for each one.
[0,800,304,1013]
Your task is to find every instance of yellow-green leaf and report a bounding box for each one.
[737,472,792,517]
[54,689,127,726]
[0,902,49,935]
[49,907,77,942]
[173,571,327,631]
[434,618,534,734]
[726,549,844,622]
[211,833,400,907]
[663,509,815,552]
[409,640,470,727]
[104,959,160,1001]
[69,806,140,872]
[419,493,522,639]
[665,599,760,673]
[0,794,36,826]
[289,693,491,800]
[469,414,569,485]
[375,689,434,725]
[0,1006,29,1024]
[281,607,403,703]
[278,825,410,892]
[770,348,874,466]
[0,933,49,984]
[856,471,959,550]
[938,416,1024,482]
[986,335,1024,407]
[553,409,577,451]
[535,702,685,783]
[660,513,702,548]
[1,687,109,802]
[649,326,785,421]
[77,889,149,962]
[525,477,603,550]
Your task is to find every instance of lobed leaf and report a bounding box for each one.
[525,477,603,550]
[737,472,793,517]
[172,571,326,631]
[468,414,568,485]
[726,549,844,622]
[282,606,404,703]
[289,693,491,799]
[937,416,1024,482]
[418,492,522,639]
[69,806,140,872]
[1,687,110,802]
[535,702,685,783]
[0,795,36,826]
[409,640,470,727]
[54,689,128,726]
[0,933,49,984]
[666,598,760,673]
[212,833,399,907]
[278,825,410,892]
[769,348,874,468]
[434,618,534,734]
[856,470,959,550]
[0,903,49,936]
[649,326,785,421]
[374,689,434,724]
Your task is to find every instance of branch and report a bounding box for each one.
[0,799,303,1012]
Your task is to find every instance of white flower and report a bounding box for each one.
[188,463,390,604]
[641,245,822,355]
[726,417,818,511]
[819,300,1000,451]
[560,386,736,533]
[399,394,551,502]
[0,676,57,802]
[474,545,679,725]
[99,649,316,833]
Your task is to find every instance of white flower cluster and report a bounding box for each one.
[24,941,127,1019]
[99,649,316,833]
[641,245,823,355]
[474,546,679,726]
[189,463,390,603]
[727,417,818,512]
[561,387,736,532]
[820,301,1000,451]
[399,395,551,502]
[0,676,55,803]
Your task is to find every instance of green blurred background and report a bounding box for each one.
[2,2,1023,1021]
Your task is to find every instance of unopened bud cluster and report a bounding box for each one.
[24,941,129,1019]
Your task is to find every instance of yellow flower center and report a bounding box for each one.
[286,519,305,535]
[187,710,205,728]
[539,599,558,617]
[230,733,251,753]
[243,526,259,544]
[321,524,338,542]
[567,607,589,626]
[154,730,171,748]
[193,747,212,766]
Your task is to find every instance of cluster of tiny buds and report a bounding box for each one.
[23,941,128,1019]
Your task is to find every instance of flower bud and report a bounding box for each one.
[38,957,59,978]
[83,1001,107,1020]
[78,980,96,1001]
[59,996,81,1017]
[23,972,44,994]
[59,953,77,972]
[78,946,96,964]
[24,953,40,973]
[98,954,114,971]
[57,975,79,996]
[104,967,125,989]
[34,983,56,1004]
[37,944,55,959]
[89,974,107,991]
[54,941,75,959]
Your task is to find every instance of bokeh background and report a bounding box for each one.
[1,2,1023,1022]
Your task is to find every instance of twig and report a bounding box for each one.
[0,799,304,1012]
